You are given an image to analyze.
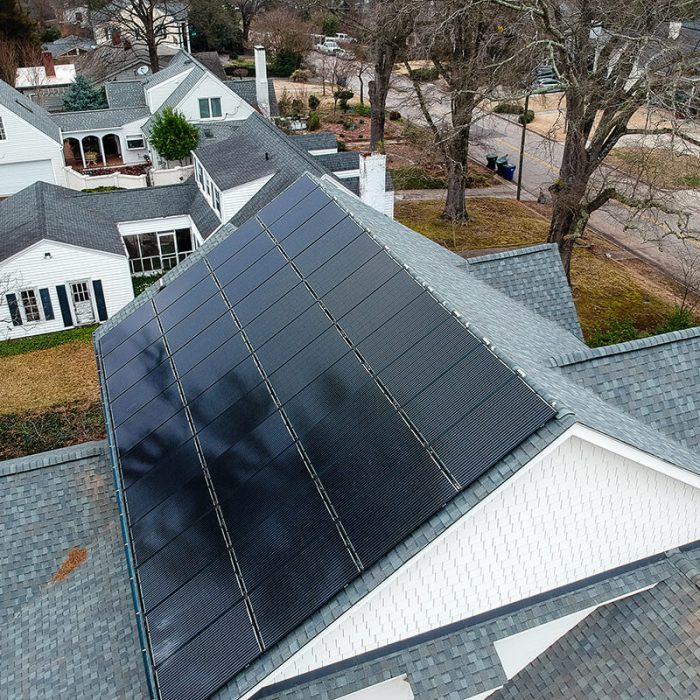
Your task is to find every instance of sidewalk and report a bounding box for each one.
[395,181,536,201]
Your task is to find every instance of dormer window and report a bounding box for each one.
[198,97,222,119]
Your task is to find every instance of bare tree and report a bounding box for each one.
[492,0,700,279]
[250,6,314,59]
[0,39,41,86]
[89,0,190,72]
[228,0,267,46]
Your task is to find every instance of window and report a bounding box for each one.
[213,188,221,217]
[0,116,5,140]
[75,11,82,21]
[71,281,91,303]
[195,159,202,185]
[124,229,195,274]
[20,289,41,322]
[126,135,145,149]
[198,97,222,119]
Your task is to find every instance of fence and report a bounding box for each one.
[150,165,194,186]
[63,167,147,191]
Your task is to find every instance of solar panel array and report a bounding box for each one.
[96,176,555,700]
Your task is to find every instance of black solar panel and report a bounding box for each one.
[96,176,556,700]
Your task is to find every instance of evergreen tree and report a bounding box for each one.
[63,76,107,111]
[149,108,199,164]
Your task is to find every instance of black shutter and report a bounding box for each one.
[39,288,54,320]
[92,279,108,321]
[56,285,73,327]
[5,293,22,326]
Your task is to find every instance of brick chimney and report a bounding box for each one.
[41,50,56,78]
[254,46,271,119]
[112,30,121,46]
[359,152,392,217]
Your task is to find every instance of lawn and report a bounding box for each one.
[395,198,692,344]
[606,147,700,190]
[0,331,104,459]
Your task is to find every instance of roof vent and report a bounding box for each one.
[265,152,270,160]
[204,128,213,138]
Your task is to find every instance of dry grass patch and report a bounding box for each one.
[396,197,692,344]
[396,198,549,250]
[606,147,700,190]
[0,340,99,415]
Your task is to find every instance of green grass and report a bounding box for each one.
[390,166,447,190]
[0,401,105,460]
[681,174,700,188]
[0,325,97,358]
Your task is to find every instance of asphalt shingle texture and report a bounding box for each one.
[224,79,280,117]
[0,78,61,143]
[0,442,148,700]
[105,80,147,108]
[287,132,338,152]
[52,106,150,132]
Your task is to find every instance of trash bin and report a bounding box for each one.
[502,163,517,181]
[486,153,498,170]
[496,155,508,175]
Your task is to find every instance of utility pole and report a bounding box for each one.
[516,91,529,201]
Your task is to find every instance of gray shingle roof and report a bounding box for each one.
[465,244,583,339]
[142,50,195,89]
[287,131,338,152]
[0,79,61,143]
[553,327,700,451]
[0,442,149,700]
[42,35,97,58]
[493,547,700,699]
[195,130,277,190]
[314,150,360,172]
[142,68,203,138]
[0,181,125,261]
[53,105,150,132]
[223,79,280,117]
[253,547,685,700]
[105,80,147,108]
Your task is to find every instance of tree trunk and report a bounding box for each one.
[242,14,251,45]
[369,41,396,151]
[147,38,160,72]
[441,93,473,222]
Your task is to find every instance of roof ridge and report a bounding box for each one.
[667,548,700,590]
[552,325,700,368]
[464,242,558,265]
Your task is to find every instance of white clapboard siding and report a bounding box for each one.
[0,105,64,195]
[117,215,194,237]
[0,239,133,339]
[220,174,275,222]
[175,73,255,125]
[146,67,195,112]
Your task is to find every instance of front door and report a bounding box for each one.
[70,281,96,325]
[158,232,178,270]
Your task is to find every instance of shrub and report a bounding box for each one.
[334,88,354,112]
[409,66,439,81]
[63,75,107,111]
[291,68,310,82]
[403,121,423,144]
[269,49,301,77]
[518,109,535,124]
[337,139,347,152]
[307,111,321,131]
[149,107,199,163]
[389,110,402,121]
[308,94,320,110]
[225,58,255,76]
[655,306,694,334]
[390,166,447,190]
[587,319,641,347]
[320,15,340,37]
[493,102,522,114]
[291,97,304,115]
[352,102,371,117]
[82,186,125,192]
[41,27,60,42]
[132,273,163,297]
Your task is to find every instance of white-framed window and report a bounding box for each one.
[0,116,6,140]
[124,229,195,274]
[198,97,222,119]
[126,135,145,149]
[195,159,202,185]
[20,288,42,322]
[213,187,221,216]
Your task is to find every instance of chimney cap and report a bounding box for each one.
[254,45,265,50]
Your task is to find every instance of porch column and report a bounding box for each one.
[97,136,106,166]
[77,138,86,168]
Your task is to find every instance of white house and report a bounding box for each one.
[15,51,77,112]
[0,182,132,339]
[0,80,66,196]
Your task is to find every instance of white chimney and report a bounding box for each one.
[359,152,391,216]
[254,45,271,119]
[669,21,682,40]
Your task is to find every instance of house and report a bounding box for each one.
[3,172,700,696]
[90,0,190,51]
[0,80,66,196]
[0,182,132,338]
[42,35,97,62]
[15,51,76,112]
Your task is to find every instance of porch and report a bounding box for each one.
[63,134,124,169]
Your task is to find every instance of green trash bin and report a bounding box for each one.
[496,155,508,175]
[486,153,498,170]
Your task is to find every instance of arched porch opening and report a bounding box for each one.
[63,137,82,168]
[102,133,123,166]
[81,135,105,167]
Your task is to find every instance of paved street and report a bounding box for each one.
[335,63,700,287]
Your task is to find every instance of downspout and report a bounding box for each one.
[93,332,158,699]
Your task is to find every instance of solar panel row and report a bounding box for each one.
[97,177,555,700]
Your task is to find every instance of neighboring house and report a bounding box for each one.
[42,35,97,62]
[0,182,132,338]
[0,80,66,196]
[15,51,76,112]
[60,4,90,27]
[91,0,190,51]
[41,172,695,700]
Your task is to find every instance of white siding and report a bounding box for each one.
[118,215,193,236]
[175,73,254,125]
[146,68,195,112]
[243,430,700,697]
[61,118,149,166]
[0,240,133,340]
[0,105,64,195]
[220,174,274,221]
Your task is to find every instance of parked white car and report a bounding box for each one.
[315,39,341,54]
